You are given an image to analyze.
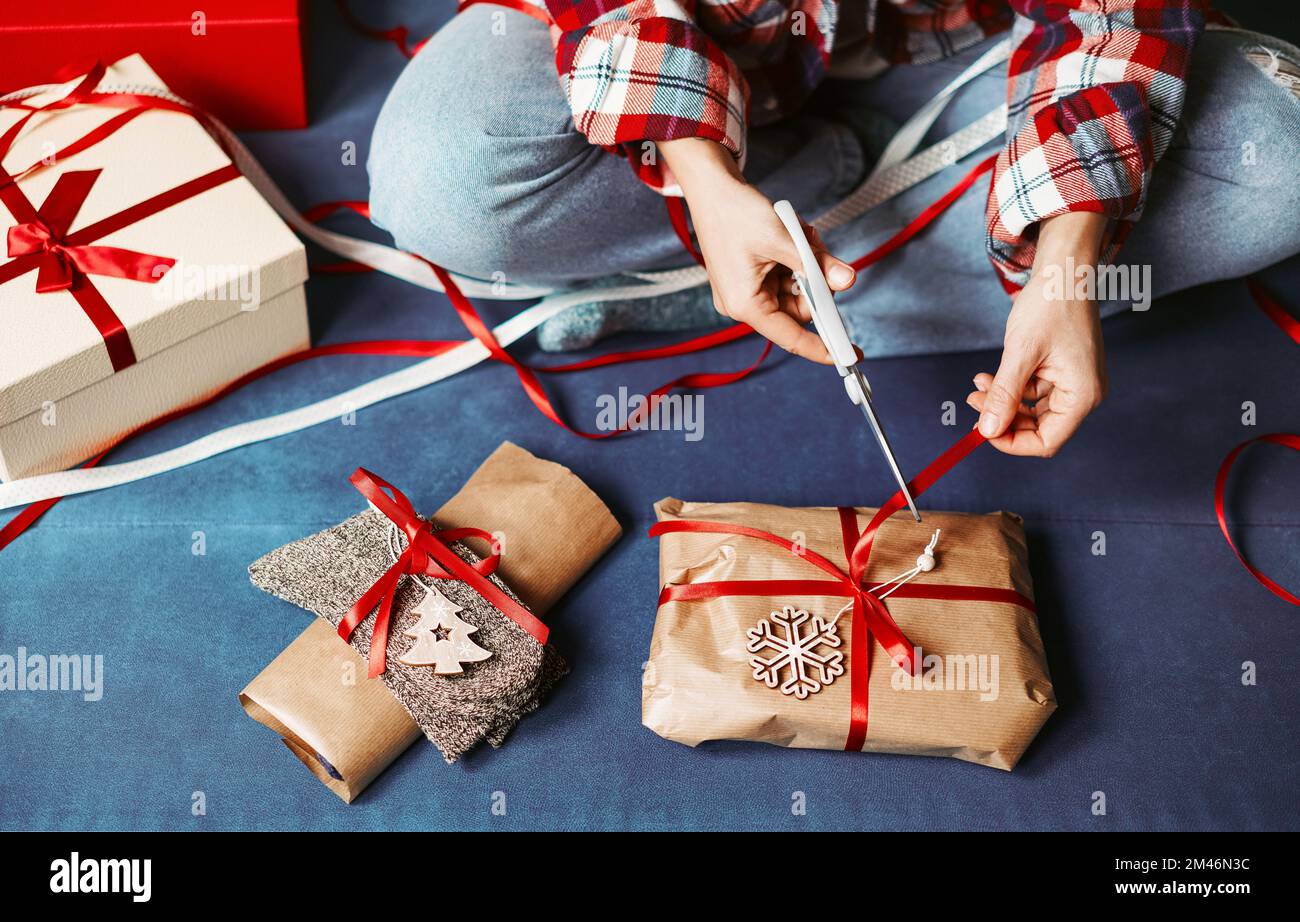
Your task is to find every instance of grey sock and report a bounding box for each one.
[537,283,723,352]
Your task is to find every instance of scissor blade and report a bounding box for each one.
[853,370,921,522]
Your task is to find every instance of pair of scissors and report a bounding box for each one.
[773,200,921,522]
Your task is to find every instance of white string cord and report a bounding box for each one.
[869,529,941,600]
[383,517,447,596]
[831,528,942,623]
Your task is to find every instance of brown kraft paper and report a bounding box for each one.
[240,442,623,801]
[643,499,1055,771]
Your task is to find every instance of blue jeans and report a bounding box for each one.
[368,12,1300,356]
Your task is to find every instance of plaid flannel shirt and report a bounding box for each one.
[532,0,1207,290]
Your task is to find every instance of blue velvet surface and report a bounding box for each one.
[1,2,1297,831]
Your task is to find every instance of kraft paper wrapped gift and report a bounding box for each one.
[241,443,623,802]
[247,504,571,765]
[0,55,308,481]
[643,499,1056,771]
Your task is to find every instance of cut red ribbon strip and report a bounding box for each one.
[1214,432,1300,607]
[456,0,554,27]
[650,428,1035,750]
[424,259,771,439]
[336,0,430,58]
[1209,282,1298,606]
[341,469,548,676]
[1249,279,1300,346]
[665,197,705,266]
[0,314,762,552]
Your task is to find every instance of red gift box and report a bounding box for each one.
[0,1,307,129]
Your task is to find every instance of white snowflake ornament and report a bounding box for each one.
[746,605,845,699]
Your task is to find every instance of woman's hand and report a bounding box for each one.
[658,138,857,364]
[967,212,1110,457]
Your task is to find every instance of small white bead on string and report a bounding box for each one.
[869,529,941,600]
[828,529,943,623]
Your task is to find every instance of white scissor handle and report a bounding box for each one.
[773,200,860,371]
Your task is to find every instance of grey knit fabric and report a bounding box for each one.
[536,283,725,352]
[248,508,567,762]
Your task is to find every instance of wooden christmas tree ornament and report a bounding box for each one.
[399,586,493,675]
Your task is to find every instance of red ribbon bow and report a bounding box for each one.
[1,63,236,372]
[338,469,549,678]
[650,429,1037,750]
[6,169,176,294]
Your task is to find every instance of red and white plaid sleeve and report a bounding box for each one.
[544,0,749,195]
[985,0,1207,291]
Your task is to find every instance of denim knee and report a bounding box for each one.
[1179,31,1300,197]
[1231,37,1300,218]
[1137,28,1300,280]
[367,8,590,281]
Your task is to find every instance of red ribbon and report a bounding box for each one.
[1249,279,1300,346]
[0,289,764,552]
[0,61,195,184]
[425,259,772,439]
[1208,282,1298,606]
[650,428,1036,750]
[665,197,705,267]
[1214,434,1300,607]
[455,0,553,28]
[336,0,431,58]
[339,469,549,677]
[850,155,996,271]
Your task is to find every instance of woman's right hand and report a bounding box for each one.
[658,138,857,365]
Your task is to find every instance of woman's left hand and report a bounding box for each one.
[966,212,1111,458]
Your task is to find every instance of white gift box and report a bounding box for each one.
[0,55,308,481]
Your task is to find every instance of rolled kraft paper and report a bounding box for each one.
[643,499,1055,771]
[240,442,622,802]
